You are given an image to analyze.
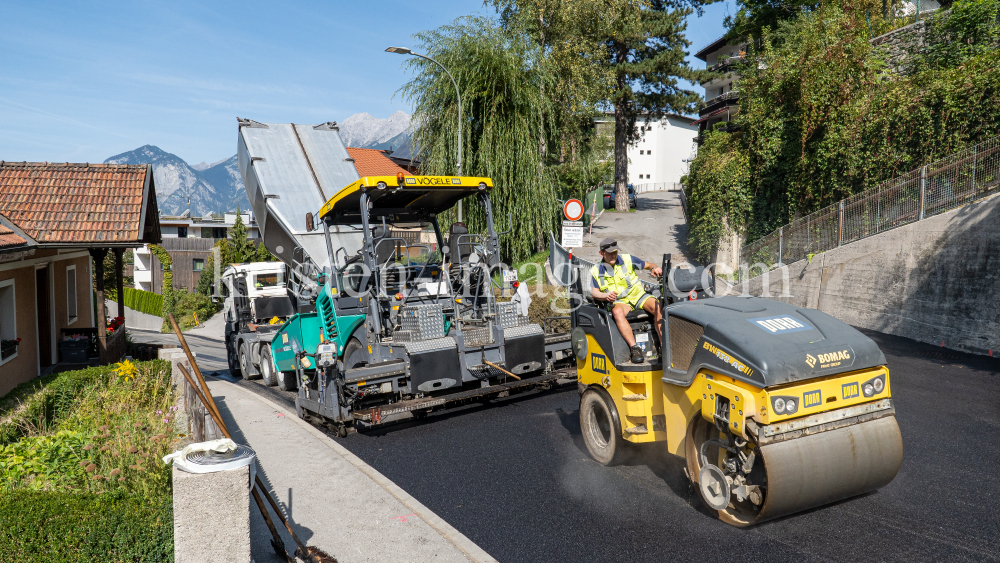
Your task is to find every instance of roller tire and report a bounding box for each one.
[239,342,256,380]
[277,369,297,392]
[260,346,277,387]
[579,387,626,466]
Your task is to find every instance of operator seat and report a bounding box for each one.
[447,223,471,263]
[372,226,396,265]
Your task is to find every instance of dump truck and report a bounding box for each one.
[236,119,573,435]
[220,261,296,387]
[550,241,903,526]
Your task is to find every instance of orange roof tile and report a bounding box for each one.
[0,162,153,244]
[0,224,26,249]
[346,147,411,178]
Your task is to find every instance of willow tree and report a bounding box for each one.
[401,17,559,262]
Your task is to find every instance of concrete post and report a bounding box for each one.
[838,201,845,246]
[919,165,927,220]
[778,227,783,264]
[173,465,251,563]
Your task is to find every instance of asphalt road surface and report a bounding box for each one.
[229,328,1000,563]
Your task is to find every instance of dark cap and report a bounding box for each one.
[599,238,619,252]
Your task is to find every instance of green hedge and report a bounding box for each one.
[0,490,172,562]
[123,287,164,317]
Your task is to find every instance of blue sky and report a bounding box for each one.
[0,0,734,165]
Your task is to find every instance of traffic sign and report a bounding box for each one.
[562,224,584,247]
[563,199,584,221]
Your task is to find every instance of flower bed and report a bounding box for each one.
[0,360,178,560]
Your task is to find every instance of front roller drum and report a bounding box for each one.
[686,414,903,526]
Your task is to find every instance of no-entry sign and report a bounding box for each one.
[563,199,584,221]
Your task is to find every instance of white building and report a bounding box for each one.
[693,36,748,141]
[134,211,261,292]
[594,113,699,188]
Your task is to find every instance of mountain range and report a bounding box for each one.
[104,112,412,216]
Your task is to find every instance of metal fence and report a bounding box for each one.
[740,135,1000,277]
[633,182,683,194]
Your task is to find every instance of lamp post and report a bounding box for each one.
[386,46,463,222]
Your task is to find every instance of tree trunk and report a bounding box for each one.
[613,43,630,212]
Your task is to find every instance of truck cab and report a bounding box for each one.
[221,261,295,383]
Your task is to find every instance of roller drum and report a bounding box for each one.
[755,415,903,523]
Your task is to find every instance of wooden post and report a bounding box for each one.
[114,249,125,327]
[90,248,108,356]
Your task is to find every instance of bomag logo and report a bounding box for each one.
[591,353,608,374]
[817,350,851,363]
[842,382,860,399]
[803,390,822,408]
[805,354,817,368]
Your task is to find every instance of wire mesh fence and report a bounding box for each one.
[739,135,1000,280]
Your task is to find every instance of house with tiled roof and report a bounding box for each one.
[0,162,161,395]
[345,147,412,177]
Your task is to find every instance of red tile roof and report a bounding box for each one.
[0,224,26,249]
[0,162,156,245]
[346,147,411,178]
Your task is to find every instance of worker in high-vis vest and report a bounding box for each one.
[589,238,663,363]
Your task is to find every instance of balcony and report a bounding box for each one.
[707,55,745,74]
[699,90,740,117]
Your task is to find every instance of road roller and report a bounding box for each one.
[568,254,903,526]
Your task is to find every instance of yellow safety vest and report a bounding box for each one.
[590,255,643,300]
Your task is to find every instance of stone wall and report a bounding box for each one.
[871,19,930,73]
[728,193,1000,356]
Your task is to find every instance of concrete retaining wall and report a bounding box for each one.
[106,302,163,331]
[730,193,1000,356]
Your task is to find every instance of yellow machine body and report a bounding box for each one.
[577,335,892,454]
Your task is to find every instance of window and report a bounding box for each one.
[66,265,78,324]
[0,279,16,364]
[193,259,205,272]
[177,226,188,238]
[639,150,644,155]
[253,272,285,289]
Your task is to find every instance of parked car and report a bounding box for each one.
[607,184,637,209]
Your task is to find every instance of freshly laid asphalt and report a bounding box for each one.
[143,191,1000,562]
[234,328,1000,563]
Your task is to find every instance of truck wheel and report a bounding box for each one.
[260,347,277,387]
[277,370,298,392]
[227,340,242,378]
[580,387,626,466]
[343,337,367,369]
[239,342,256,380]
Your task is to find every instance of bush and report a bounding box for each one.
[0,490,172,562]
[166,292,218,332]
[123,288,164,317]
[685,0,1000,255]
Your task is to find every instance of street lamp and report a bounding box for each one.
[386,46,464,221]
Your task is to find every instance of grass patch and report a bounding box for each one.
[0,361,177,560]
